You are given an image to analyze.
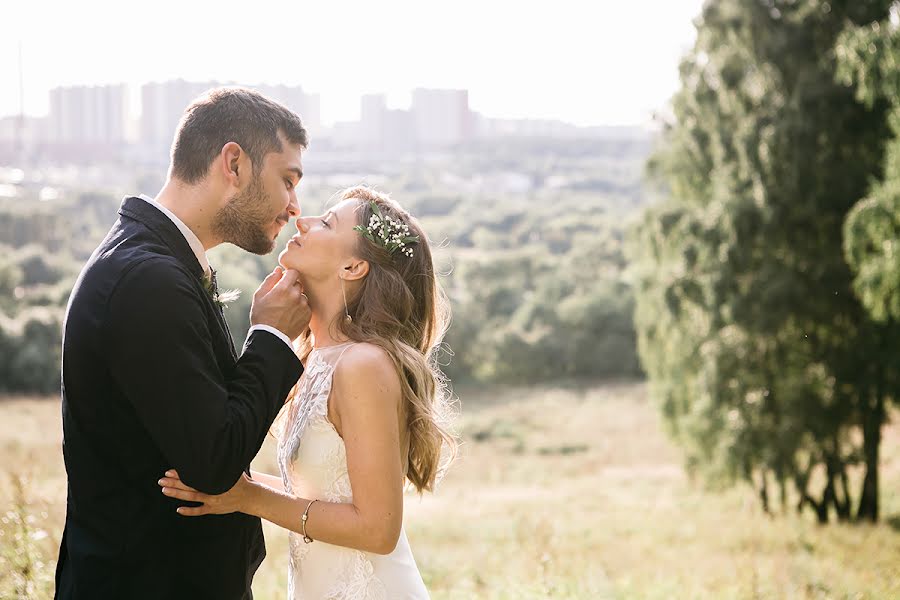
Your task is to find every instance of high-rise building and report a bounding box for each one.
[48,84,128,145]
[383,109,415,155]
[411,88,471,146]
[356,94,417,154]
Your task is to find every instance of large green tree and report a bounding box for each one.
[628,0,896,522]
[837,11,900,522]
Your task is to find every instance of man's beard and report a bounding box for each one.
[212,175,281,255]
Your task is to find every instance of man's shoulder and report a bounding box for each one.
[87,236,187,283]
[110,254,197,300]
[74,231,197,313]
[98,255,205,334]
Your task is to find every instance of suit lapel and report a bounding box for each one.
[214,303,239,360]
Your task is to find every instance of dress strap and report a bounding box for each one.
[333,343,356,370]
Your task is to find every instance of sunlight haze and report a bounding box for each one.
[0,0,703,126]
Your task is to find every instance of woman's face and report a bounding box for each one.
[278,198,361,283]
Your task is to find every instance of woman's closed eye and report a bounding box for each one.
[321,218,330,229]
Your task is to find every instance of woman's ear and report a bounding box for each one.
[342,259,369,282]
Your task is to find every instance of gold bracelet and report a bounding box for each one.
[301,499,317,544]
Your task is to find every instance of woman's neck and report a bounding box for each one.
[305,283,351,348]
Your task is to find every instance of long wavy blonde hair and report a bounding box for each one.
[288,186,457,493]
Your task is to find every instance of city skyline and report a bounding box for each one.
[0,78,648,155]
[0,0,704,127]
[10,79,502,126]
[3,80,569,163]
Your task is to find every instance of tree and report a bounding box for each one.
[837,14,900,521]
[628,0,895,522]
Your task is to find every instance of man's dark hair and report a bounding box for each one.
[170,87,309,184]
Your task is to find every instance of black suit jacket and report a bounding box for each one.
[55,196,303,599]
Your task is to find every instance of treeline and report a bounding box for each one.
[0,193,120,393]
[628,0,900,524]
[0,137,647,393]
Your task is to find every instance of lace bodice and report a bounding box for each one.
[277,344,424,600]
[276,347,353,504]
[275,344,428,599]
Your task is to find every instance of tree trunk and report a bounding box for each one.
[839,462,852,520]
[794,461,814,515]
[857,393,884,522]
[820,473,835,524]
[758,469,770,515]
[776,463,787,514]
[794,465,829,523]
[805,491,829,524]
[827,454,851,522]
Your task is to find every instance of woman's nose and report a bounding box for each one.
[296,219,310,234]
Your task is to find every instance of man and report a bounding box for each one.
[56,87,310,599]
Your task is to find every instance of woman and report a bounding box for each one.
[158,186,456,598]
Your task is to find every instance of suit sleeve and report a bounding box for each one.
[104,258,303,494]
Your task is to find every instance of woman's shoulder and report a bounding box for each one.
[336,342,397,378]
[332,343,402,404]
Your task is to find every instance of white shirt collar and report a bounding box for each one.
[137,194,210,277]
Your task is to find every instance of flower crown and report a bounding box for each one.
[353,201,420,258]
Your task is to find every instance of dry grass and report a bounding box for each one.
[1,384,899,599]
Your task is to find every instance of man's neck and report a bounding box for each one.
[154,179,222,251]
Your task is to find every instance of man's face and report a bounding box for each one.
[212,136,304,255]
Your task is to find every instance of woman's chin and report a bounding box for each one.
[277,247,295,270]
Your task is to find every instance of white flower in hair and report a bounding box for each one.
[354,201,420,258]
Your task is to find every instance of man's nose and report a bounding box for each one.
[287,193,300,218]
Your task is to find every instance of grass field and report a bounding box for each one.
[2,383,899,599]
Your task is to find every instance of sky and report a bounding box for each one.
[0,0,704,127]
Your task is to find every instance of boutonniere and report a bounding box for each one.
[203,268,241,310]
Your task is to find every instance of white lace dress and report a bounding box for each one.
[276,344,429,599]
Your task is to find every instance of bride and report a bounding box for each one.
[158,186,457,599]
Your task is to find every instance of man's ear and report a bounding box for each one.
[342,259,369,282]
[220,142,248,188]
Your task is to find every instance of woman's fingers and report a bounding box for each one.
[161,486,206,503]
[158,479,195,492]
[159,470,226,517]
[158,477,197,492]
[158,470,216,516]
[176,505,209,517]
[160,483,215,516]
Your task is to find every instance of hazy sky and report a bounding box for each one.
[0,0,704,126]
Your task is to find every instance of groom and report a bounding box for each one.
[56,88,310,599]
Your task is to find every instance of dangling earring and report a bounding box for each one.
[341,276,352,324]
